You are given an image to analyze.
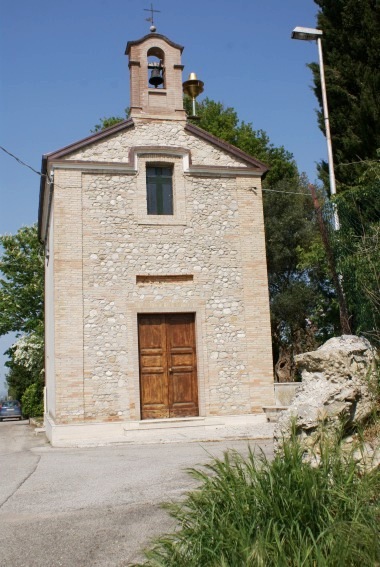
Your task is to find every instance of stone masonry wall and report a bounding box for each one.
[66,120,248,168]
[52,120,274,423]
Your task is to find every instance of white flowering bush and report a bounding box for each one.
[7,331,44,405]
[12,332,44,380]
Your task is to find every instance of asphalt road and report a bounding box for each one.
[0,421,273,567]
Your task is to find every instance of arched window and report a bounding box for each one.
[147,47,165,89]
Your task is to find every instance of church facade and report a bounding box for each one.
[38,32,274,446]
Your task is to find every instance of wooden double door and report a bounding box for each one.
[138,313,199,419]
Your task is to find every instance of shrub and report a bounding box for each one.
[21,382,43,418]
[134,434,380,566]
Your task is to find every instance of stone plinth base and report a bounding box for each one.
[44,413,274,447]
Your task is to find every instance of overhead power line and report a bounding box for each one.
[12,143,378,200]
[262,188,311,196]
[0,145,45,179]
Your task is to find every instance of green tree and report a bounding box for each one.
[0,224,44,401]
[6,363,35,402]
[310,0,380,190]
[6,331,44,401]
[0,224,44,336]
[184,97,336,378]
[332,160,380,344]
[92,108,130,133]
[185,97,298,187]
[265,177,339,378]
[21,382,44,418]
[307,1,380,345]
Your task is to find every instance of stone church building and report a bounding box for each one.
[38,31,275,446]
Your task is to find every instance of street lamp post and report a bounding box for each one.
[292,27,338,211]
[292,27,352,333]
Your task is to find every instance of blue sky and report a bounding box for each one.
[0,0,324,395]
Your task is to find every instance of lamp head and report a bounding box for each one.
[292,26,323,41]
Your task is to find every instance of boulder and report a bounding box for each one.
[274,335,377,450]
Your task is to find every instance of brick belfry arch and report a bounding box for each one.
[126,33,186,120]
[147,46,165,89]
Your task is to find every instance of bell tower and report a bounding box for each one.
[125,33,186,120]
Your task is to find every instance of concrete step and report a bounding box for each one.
[263,406,288,423]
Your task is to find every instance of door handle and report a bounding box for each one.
[169,368,173,373]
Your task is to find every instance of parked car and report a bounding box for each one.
[0,400,23,421]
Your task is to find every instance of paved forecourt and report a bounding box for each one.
[0,421,273,567]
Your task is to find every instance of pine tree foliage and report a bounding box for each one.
[310,0,380,190]
[327,159,380,344]
[308,1,380,342]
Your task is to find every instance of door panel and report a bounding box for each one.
[167,314,198,418]
[138,314,198,419]
[138,315,169,418]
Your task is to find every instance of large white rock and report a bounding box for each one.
[275,335,377,447]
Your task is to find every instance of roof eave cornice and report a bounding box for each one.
[45,118,134,161]
[185,122,269,175]
[125,34,184,55]
[37,155,48,243]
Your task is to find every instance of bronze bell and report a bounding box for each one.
[149,67,164,87]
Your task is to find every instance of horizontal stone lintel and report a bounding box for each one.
[186,167,262,178]
[50,160,137,175]
[136,274,194,284]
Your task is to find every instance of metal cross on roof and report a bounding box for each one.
[144,3,160,31]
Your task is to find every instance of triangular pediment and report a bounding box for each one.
[39,118,269,241]
[44,118,135,160]
[43,117,268,174]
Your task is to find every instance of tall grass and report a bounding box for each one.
[133,434,379,566]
